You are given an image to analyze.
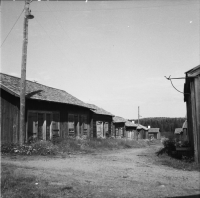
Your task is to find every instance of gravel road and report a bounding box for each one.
[2,145,200,198]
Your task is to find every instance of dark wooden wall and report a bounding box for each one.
[1,89,20,143]
[185,75,200,163]
[1,89,91,143]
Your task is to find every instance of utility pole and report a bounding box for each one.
[138,106,140,125]
[19,0,34,145]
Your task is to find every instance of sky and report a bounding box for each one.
[1,0,200,119]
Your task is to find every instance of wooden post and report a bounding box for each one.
[19,0,32,145]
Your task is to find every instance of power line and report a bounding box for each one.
[44,1,92,68]
[34,16,74,67]
[1,8,24,48]
[32,3,199,12]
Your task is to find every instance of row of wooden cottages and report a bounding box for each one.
[1,73,158,144]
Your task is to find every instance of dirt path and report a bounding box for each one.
[2,145,200,198]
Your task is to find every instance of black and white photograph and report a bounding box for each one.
[1,0,200,197]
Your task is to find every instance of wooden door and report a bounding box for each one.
[38,113,45,140]
[46,113,51,140]
[74,115,79,137]
[96,121,103,138]
[52,113,60,138]
[27,112,38,141]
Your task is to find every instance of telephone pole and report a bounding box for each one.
[138,106,140,125]
[19,0,34,145]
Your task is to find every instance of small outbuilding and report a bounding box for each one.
[174,128,183,141]
[137,124,149,139]
[125,121,138,139]
[112,116,126,138]
[148,128,160,139]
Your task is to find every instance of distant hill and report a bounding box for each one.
[134,117,185,132]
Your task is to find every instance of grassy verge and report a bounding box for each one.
[1,164,85,198]
[1,164,48,198]
[154,153,200,171]
[1,138,150,156]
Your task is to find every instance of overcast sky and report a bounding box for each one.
[1,0,200,119]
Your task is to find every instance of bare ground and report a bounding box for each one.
[1,145,200,198]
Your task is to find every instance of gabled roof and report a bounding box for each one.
[137,124,148,131]
[86,103,114,116]
[113,116,127,123]
[174,128,183,134]
[125,121,138,127]
[185,65,200,77]
[148,128,160,133]
[182,120,187,129]
[0,73,89,108]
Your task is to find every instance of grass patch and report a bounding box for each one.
[155,153,200,171]
[1,164,49,198]
[1,164,86,198]
[1,138,150,156]
[154,138,199,171]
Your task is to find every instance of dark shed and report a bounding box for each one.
[184,65,200,163]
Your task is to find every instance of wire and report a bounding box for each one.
[165,75,189,95]
[32,3,199,12]
[1,8,24,48]
[34,16,74,67]
[44,1,92,68]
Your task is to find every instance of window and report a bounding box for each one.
[104,122,109,137]
[27,111,60,142]
[96,121,103,138]
[83,115,88,136]
[68,114,74,136]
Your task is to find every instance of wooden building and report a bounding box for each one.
[113,117,148,140]
[137,124,149,139]
[125,121,138,139]
[174,128,183,141]
[112,116,126,138]
[85,103,114,138]
[1,73,94,143]
[184,65,200,163]
[148,128,160,139]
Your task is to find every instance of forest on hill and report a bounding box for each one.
[134,117,186,132]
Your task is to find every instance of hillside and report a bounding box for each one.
[134,117,186,132]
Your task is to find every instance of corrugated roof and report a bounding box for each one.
[113,116,127,123]
[174,128,183,134]
[86,103,114,116]
[0,73,89,108]
[148,128,160,133]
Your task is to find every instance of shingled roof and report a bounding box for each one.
[0,73,89,108]
[137,124,148,130]
[113,116,127,123]
[86,103,114,116]
[125,121,138,127]
[148,128,160,133]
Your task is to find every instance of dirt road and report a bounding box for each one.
[2,145,200,198]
